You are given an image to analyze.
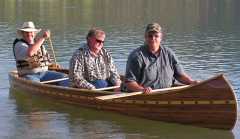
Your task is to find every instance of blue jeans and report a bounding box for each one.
[24,71,69,87]
[90,79,112,89]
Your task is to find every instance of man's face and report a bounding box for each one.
[145,31,162,48]
[22,31,36,44]
[88,34,105,53]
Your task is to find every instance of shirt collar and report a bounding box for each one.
[142,44,161,58]
[83,43,104,57]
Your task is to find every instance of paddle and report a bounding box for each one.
[41,77,69,84]
[47,36,57,64]
[96,85,190,100]
[95,85,120,91]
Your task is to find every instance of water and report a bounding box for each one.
[1,0,240,138]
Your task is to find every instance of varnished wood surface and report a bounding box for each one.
[8,70,238,130]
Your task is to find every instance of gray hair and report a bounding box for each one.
[86,28,105,40]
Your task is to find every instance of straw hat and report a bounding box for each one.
[17,21,41,33]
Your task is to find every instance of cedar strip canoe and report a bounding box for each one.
[8,69,238,130]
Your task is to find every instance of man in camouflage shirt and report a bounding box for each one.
[69,28,121,90]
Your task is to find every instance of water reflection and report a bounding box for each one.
[1,0,240,33]
[9,89,234,139]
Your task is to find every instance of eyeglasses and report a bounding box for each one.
[95,38,104,44]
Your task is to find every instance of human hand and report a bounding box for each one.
[142,87,152,94]
[48,63,61,69]
[113,81,122,92]
[190,80,199,85]
[114,87,121,92]
[42,30,51,39]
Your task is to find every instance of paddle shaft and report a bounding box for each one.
[96,85,190,100]
[47,37,57,64]
[95,86,120,91]
[41,77,68,84]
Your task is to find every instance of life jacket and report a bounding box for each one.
[13,39,52,71]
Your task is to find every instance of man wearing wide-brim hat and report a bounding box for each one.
[13,21,68,86]
[124,22,198,94]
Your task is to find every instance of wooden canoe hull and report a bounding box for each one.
[8,70,237,130]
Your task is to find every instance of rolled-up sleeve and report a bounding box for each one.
[106,52,121,85]
[169,49,185,78]
[125,51,142,83]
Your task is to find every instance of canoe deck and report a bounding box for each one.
[8,70,238,130]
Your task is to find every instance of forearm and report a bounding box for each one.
[108,63,121,86]
[72,74,95,89]
[28,30,50,56]
[177,73,196,85]
[125,81,144,92]
[27,37,45,56]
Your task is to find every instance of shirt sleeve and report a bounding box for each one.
[69,50,95,89]
[125,50,142,83]
[14,41,29,60]
[168,48,185,78]
[104,50,121,85]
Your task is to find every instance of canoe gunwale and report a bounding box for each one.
[9,70,114,95]
[8,69,238,130]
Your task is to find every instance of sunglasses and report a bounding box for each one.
[95,38,105,44]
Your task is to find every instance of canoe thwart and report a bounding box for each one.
[41,77,69,84]
[95,86,120,91]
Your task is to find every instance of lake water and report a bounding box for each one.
[1,0,240,138]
